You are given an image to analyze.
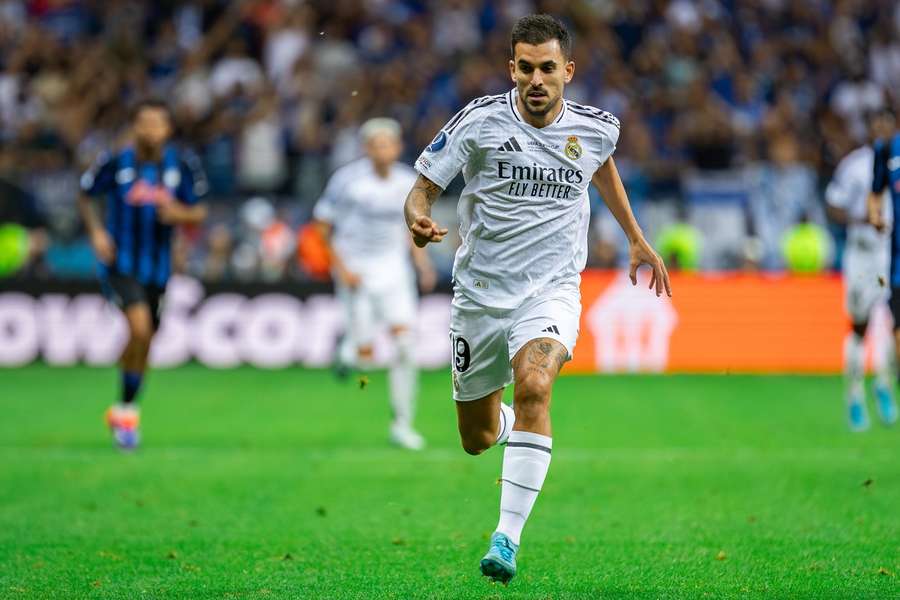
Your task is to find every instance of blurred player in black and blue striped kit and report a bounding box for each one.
[869,118,900,427]
[78,99,208,449]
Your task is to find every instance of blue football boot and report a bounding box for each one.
[106,405,140,450]
[874,383,898,426]
[480,532,518,585]
[848,399,870,433]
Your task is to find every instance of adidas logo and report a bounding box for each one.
[541,325,560,335]
[497,137,523,152]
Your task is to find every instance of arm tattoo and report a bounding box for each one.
[404,175,443,229]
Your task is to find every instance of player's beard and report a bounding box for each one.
[522,93,559,118]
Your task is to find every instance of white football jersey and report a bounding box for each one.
[415,88,620,309]
[314,158,418,281]
[825,146,891,254]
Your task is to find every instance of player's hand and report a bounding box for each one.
[156,200,183,225]
[338,267,362,289]
[89,229,116,265]
[629,237,672,298]
[868,193,886,232]
[410,215,448,247]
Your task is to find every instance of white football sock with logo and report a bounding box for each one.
[389,332,417,430]
[496,430,552,546]
[844,332,864,403]
[876,332,896,391]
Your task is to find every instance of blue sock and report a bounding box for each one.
[122,371,143,405]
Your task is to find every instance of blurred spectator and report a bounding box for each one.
[0,0,895,282]
[749,133,825,271]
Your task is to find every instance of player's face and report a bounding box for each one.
[868,112,896,141]
[509,40,574,118]
[133,107,172,150]
[366,132,402,169]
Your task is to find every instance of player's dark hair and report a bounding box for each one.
[510,14,572,60]
[131,98,171,122]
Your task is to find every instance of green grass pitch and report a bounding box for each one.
[1,365,898,599]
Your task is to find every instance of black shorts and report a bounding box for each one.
[101,272,165,332]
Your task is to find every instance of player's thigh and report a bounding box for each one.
[508,284,581,367]
[103,274,155,341]
[845,251,886,326]
[375,278,417,334]
[449,294,513,403]
[508,286,580,400]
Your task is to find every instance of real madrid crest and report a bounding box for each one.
[565,135,582,160]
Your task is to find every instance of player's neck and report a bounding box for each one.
[135,143,163,163]
[515,96,562,129]
[373,163,391,179]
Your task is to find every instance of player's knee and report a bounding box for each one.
[358,345,375,360]
[459,428,494,455]
[514,371,553,405]
[130,321,153,347]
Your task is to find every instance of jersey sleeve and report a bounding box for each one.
[177,152,209,205]
[313,167,350,224]
[872,139,889,194]
[414,100,486,189]
[595,117,620,167]
[79,153,117,197]
[824,155,854,209]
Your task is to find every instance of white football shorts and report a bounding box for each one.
[449,280,581,401]
[336,269,417,346]
[844,242,889,324]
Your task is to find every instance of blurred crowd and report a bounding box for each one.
[1,0,899,282]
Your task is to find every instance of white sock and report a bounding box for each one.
[496,402,515,444]
[876,333,897,391]
[338,333,357,368]
[389,332,417,430]
[844,332,864,403]
[496,430,552,546]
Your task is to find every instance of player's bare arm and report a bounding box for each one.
[313,219,361,288]
[77,193,116,264]
[156,201,208,226]
[592,156,671,297]
[404,174,448,247]
[825,204,852,225]
[410,242,437,292]
[867,192,886,231]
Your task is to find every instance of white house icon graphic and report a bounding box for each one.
[585,274,678,372]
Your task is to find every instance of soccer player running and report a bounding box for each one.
[404,15,670,584]
[314,118,437,451]
[868,110,900,427]
[827,108,898,431]
[78,100,208,449]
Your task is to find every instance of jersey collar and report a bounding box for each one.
[508,88,567,128]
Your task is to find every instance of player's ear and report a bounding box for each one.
[564,60,574,84]
[509,59,516,82]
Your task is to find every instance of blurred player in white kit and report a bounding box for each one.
[313,118,437,450]
[826,107,898,431]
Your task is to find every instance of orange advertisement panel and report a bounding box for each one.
[568,270,889,374]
